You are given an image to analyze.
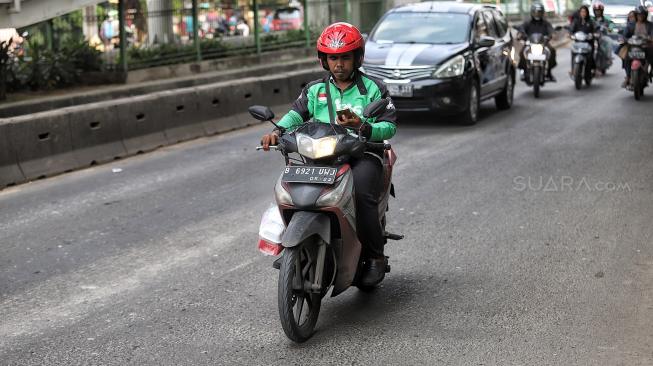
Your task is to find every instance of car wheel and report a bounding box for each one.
[495,68,514,110]
[459,80,479,126]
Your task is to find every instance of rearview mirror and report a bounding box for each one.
[362,98,390,119]
[477,36,495,48]
[248,105,274,121]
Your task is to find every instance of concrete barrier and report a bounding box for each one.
[0,121,26,187]
[69,104,128,167]
[9,111,79,180]
[115,94,169,155]
[0,68,327,188]
[157,89,207,144]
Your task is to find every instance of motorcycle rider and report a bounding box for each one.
[592,1,615,75]
[591,1,615,33]
[518,3,558,81]
[260,22,398,286]
[570,5,597,73]
[621,5,653,87]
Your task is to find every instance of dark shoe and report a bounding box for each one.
[360,257,387,286]
[547,74,557,82]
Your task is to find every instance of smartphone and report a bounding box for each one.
[336,108,355,121]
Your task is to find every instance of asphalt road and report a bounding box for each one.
[1,48,652,365]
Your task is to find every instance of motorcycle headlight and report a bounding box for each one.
[531,44,544,56]
[432,55,465,78]
[296,134,338,159]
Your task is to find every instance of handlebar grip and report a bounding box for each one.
[256,145,280,151]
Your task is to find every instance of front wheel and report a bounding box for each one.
[573,63,583,90]
[584,64,593,86]
[633,69,642,100]
[533,66,541,98]
[278,245,321,343]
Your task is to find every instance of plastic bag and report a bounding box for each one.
[259,203,285,244]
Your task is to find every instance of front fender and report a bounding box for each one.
[574,54,585,64]
[282,211,331,248]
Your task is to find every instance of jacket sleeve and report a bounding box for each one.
[545,20,554,36]
[277,83,314,130]
[360,81,397,142]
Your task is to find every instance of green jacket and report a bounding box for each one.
[277,72,397,142]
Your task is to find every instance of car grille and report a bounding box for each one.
[363,65,436,81]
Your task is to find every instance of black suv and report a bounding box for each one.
[362,2,515,125]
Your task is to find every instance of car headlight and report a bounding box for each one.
[433,55,465,78]
[296,134,338,159]
[531,44,544,56]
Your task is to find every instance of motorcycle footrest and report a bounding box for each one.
[385,264,391,273]
[272,257,282,270]
[384,232,404,240]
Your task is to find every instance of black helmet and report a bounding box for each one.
[634,5,648,16]
[531,3,545,21]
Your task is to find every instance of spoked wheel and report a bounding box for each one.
[278,245,322,343]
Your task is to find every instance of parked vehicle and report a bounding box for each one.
[361,2,515,125]
[272,7,302,31]
[625,35,651,99]
[570,31,596,89]
[519,33,551,97]
[251,99,402,343]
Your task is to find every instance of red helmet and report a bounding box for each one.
[592,1,604,10]
[317,22,365,70]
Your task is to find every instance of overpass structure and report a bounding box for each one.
[0,0,105,29]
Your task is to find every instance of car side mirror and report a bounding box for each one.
[248,105,274,121]
[477,36,495,48]
[362,98,390,119]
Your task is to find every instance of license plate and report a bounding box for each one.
[527,53,546,61]
[387,84,413,97]
[629,51,645,59]
[282,166,338,184]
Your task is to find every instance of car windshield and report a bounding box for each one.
[370,12,470,44]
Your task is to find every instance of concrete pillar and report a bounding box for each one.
[146,0,174,45]
[82,5,99,42]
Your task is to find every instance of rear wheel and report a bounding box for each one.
[533,66,541,98]
[495,68,514,110]
[460,80,480,125]
[278,244,321,343]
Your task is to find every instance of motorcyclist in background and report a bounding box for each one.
[260,22,398,286]
[591,1,615,33]
[519,3,558,81]
[591,1,615,75]
[621,5,653,87]
[569,5,597,73]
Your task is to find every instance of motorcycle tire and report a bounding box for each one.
[278,245,321,343]
[633,70,642,100]
[533,66,541,98]
[573,63,582,90]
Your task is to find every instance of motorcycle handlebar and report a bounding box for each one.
[366,141,391,150]
[256,145,280,151]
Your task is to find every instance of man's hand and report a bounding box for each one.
[337,113,362,129]
[260,131,279,151]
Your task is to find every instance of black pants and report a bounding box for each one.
[351,153,385,259]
